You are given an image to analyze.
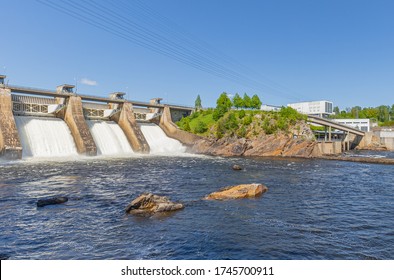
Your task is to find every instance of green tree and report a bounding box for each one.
[177,117,191,132]
[194,120,208,133]
[232,93,244,109]
[351,106,362,118]
[391,104,394,119]
[194,94,202,110]
[243,93,251,108]
[250,94,262,109]
[378,105,390,122]
[364,107,378,120]
[333,106,340,115]
[213,92,232,121]
[238,109,246,119]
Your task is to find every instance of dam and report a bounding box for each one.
[0,76,197,159]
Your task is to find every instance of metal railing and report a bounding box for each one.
[134,112,147,120]
[83,108,105,118]
[12,102,49,114]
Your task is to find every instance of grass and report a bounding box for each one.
[176,107,307,139]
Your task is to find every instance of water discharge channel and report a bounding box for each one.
[14,116,78,158]
[86,120,134,156]
[13,116,186,158]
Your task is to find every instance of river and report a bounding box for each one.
[0,153,393,259]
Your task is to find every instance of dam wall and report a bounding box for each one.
[57,96,97,156]
[0,88,22,159]
[158,106,203,146]
[317,141,342,155]
[0,79,195,158]
[111,102,150,153]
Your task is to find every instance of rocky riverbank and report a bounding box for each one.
[322,155,394,165]
[191,134,322,158]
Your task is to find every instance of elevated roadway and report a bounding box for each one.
[307,115,365,136]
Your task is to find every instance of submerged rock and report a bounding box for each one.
[37,197,68,208]
[205,183,268,200]
[126,193,184,215]
[232,164,243,171]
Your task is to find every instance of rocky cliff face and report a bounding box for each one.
[191,133,321,158]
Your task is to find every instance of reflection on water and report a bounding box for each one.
[0,153,393,259]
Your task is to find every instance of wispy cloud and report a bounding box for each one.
[227,93,234,98]
[80,78,97,86]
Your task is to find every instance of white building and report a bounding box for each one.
[331,119,370,132]
[260,104,281,112]
[287,100,333,118]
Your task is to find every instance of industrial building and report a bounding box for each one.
[287,100,333,118]
[331,119,370,132]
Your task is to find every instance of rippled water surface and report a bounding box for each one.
[0,154,393,259]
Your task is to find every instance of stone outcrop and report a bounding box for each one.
[158,106,203,146]
[57,96,97,156]
[125,193,184,215]
[205,184,268,200]
[37,197,68,207]
[111,102,149,153]
[192,134,321,158]
[0,88,22,159]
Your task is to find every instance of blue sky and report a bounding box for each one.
[1,0,393,109]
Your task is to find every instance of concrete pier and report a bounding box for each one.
[159,106,203,146]
[57,96,97,156]
[0,88,22,159]
[111,102,150,153]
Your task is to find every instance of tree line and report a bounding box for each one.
[332,104,394,125]
[195,92,262,121]
[195,92,262,110]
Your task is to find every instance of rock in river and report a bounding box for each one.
[232,164,243,171]
[205,183,268,200]
[125,193,184,215]
[37,197,68,207]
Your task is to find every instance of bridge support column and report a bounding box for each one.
[328,126,332,141]
[0,88,22,159]
[57,96,97,156]
[111,102,150,153]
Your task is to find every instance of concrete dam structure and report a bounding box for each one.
[0,76,195,159]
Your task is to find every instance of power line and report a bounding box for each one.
[36,0,306,102]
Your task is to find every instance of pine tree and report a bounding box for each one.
[194,94,202,110]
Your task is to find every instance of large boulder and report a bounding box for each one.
[205,183,268,200]
[125,193,184,215]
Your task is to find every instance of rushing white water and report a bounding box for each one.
[14,116,78,158]
[139,123,186,154]
[87,120,134,155]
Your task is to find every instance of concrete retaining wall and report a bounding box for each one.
[57,96,97,156]
[0,88,22,159]
[111,102,150,153]
[159,106,203,146]
[381,138,394,150]
[317,141,342,155]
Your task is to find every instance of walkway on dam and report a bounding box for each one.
[3,84,194,112]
